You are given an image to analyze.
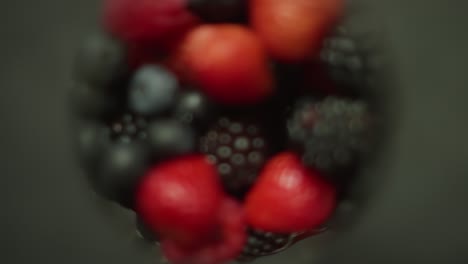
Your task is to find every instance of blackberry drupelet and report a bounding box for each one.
[237,229,292,261]
[107,113,148,143]
[199,116,272,198]
[320,26,367,94]
[288,97,374,175]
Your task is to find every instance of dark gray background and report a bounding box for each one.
[1,0,468,263]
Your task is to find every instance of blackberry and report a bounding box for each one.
[237,229,293,261]
[287,97,374,175]
[73,33,127,89]
[320,26,367,94]
[199,116,272,197]
[107,113,148,143]
[187,0,247,23]
[128,65,179,116]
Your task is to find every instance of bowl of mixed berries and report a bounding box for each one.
[71,0,388,263]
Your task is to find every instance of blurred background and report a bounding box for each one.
[1,0,468,263]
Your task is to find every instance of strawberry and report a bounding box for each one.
[161,198,246,264]
[245,152,337,233]
[250,0,344,62]
[135,155,224,247]
[103,0,199,49]
[179,24,274,105]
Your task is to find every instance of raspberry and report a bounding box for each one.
[103,0,199,48]
[288,97,374,175]
[199,116,273,198]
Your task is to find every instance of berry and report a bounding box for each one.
[103,0,199,48]
[69,83,121,120]
[135,155,224,247]
[74,121,110,172]
[320,26,367,92]
[180,24,274,105]
[250,0,344,62]
[245,152,336,233]
[187,0,247,22]
[73,33,127,89]
[161,198,246,264]
[237,229,292,261]
[173,90,214,128]
[146,119,196,160]
[287,97,373,173]
[107,113,148,143]
[93,141,150,208]
[128,65,179,116]
[199,116,272,197]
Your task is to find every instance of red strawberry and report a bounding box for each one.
[245,152,337,233]
[161,198,247,264]
[179,24,274,105]
[250,0,344,62]
[135,155,224,247]
[103,0,199,49]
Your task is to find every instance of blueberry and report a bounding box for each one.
[188,0,246,22]
[73,33,127,89]
[73,121,110,172]
[128,65,179,116]
[146,119,195,159]
[69,83,121,120]
[93,141,150,208]
[173,90,214,128]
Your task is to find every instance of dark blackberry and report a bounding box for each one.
[287,97,374,175]
[73,33,127,90]
[237,229,293,261]
[92,141,150,208]
[128,65,179,116]
[146,119,196,160]
[199,116,272,197]
[187,0,247,23]
[107,113,148,143]
[319,26,368,95]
